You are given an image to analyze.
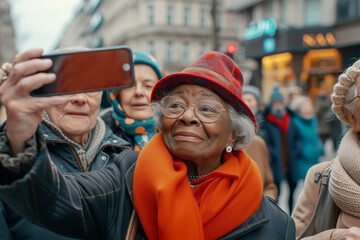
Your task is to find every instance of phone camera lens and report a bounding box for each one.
[122,63,130,71]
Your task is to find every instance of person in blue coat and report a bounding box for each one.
[289,96,324,180]
[263,85,302,214]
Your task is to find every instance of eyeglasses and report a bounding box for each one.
[160,96,226,123]
[349,93,360,103]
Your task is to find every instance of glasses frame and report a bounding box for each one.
[159,97,226,123]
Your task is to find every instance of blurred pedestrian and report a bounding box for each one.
[292,59,360,239]
[101,51,164,150]
[289,96,324,180]
[263,85,302,214]
[246,135,278,201]
[243,85,267,139]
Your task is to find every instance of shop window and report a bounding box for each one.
[336,0,360,22]
[302,49,342,101]
[184,7,190,27]
[167,41,174,62]
[304,0,321,26]
[148,5,154,25]
[88,12,103,33]
[147,41,155,58]
[199,42,206,56]
[167,6,174,25]
[264,0,273,19]
[183,42,190,61]
[261,53,295,101]
[200,8,206,28]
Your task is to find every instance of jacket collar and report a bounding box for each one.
[219,196,269,239]
[40,120,130,147]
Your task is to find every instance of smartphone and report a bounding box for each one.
[31,46,134,96]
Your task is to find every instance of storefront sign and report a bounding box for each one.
[263,37,276,53]
[302,32,336,47]
[244,18,277,40]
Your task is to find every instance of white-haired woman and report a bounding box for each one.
[292,60,360,239]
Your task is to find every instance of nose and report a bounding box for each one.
[69,93,87,105]
[179,105,200,126]
[134,83,144,97]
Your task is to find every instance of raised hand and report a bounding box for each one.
[0,49,68,155]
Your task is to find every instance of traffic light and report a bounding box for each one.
[226,43,237,59]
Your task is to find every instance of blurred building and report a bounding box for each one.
[57,0,239,74]
[0,0,16,63]
[225,0,360,103]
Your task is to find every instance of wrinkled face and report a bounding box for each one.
[243,93,258,112]
[299,102,314,119]
[46,91,102,141]
[117,64,159,120]
[162,85,235,163]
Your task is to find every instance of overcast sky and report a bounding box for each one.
[9,0,82,53]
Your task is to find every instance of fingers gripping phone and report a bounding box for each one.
[31,46,134,96]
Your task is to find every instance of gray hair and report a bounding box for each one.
[151,102,255,151]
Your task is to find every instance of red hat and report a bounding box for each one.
[151,51,257,131]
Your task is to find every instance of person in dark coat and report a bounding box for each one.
[242,85,267,140]
[0,47,130,240]
[263,85,302,214]
[0,49,295,239]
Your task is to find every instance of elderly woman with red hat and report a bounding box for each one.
[0,49,294,239]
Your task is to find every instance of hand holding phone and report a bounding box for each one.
[31,46,134,96]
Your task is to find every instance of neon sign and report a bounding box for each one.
[244,18,277,41]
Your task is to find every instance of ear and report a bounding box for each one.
[227,132,237,148]
[343,107,356,127]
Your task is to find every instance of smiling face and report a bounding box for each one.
[162,84,235,166]
[116,64,159,120]
[45,92,102,145]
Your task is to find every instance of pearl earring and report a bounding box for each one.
[226,146,232,153]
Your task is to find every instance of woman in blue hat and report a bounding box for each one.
[101,51,164,150]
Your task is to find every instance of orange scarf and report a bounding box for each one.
[133,132,262,240]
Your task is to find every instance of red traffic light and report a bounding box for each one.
[227,44,237,54]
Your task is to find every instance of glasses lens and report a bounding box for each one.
[196,100,224,122]
[161,97,186,118]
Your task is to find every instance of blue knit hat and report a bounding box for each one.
[243,85,261,104]
[270,86,283,104]
[132,51,164,80]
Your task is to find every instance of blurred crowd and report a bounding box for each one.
[0,48,360,240]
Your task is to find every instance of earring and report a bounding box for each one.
[226,146,232,153]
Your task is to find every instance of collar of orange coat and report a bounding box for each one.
[133,132,263,240]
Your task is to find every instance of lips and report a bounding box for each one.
[131,103,149,109]
[67,111,88,116]
[173,131,204,142]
